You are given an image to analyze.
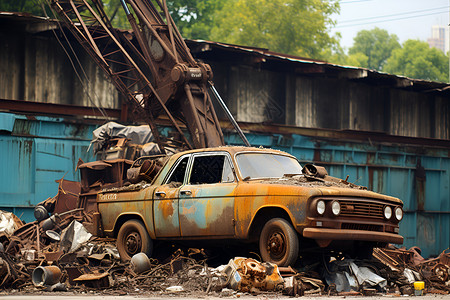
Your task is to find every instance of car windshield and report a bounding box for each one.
[236,152,302,180]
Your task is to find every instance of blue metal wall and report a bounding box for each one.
[0,113,96,221]
[1,112,449,258]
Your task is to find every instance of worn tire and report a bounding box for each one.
[259,218,299,267]
[117,219,153,262]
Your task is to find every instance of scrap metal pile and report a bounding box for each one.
[1,207,449,296]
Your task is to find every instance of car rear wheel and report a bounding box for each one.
[117,219,153,262]
[259,218,299,266]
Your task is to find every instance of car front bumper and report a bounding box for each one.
[303,228,404,244]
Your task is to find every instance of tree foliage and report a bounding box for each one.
[209,0,340,59]
[0,0,46,16]
[384,40,449,82]
[166,0,225,39]
[100,0,131,29]
[348,27,400,71]
[1,0,340,59]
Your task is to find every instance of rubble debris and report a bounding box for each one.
[166,285,184,293]
[222,257,284,293]
[60,220,92,252]
[73,272,110,289]
[283,275,324,296]
[372,246,450,294]
[0,210,23,236]
[90,122,165,161]
[0,207,449,297]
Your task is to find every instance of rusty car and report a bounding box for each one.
[91,146,404,266]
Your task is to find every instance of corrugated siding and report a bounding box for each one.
[0,31,22,100]
[434,96,450,140]
[211,64,448,140]
[0,30,119,107]
[228,67,286,124]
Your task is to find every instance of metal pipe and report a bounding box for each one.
[119,0,131,15]
[32,266,62,286]
[184,84,206,148]
[36,224,40,254]
[209,82,251,147]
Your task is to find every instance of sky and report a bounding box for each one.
[331,0,450,51]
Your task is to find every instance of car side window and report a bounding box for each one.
[166,156,189,186]
[221,158,235,183]
[189,155,234,184]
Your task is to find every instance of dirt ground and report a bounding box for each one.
[1,294,450,300]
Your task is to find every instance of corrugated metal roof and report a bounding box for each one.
[187,39,450,92]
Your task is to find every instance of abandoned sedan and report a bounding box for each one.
[96,146,404,266]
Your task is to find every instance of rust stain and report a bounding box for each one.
[313,144,321,163]
[205,199,212,220]
[158,200,174,218]
[24,140,33,155]
[368,168,374,191]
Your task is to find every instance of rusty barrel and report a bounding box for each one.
[32,266,62,286]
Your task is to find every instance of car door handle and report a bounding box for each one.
[155,191,166,197]
[180,190,192,196]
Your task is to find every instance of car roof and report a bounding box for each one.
[170,146,295,160]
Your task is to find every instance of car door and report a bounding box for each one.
[153,154,190,237]
[178,152,236,237]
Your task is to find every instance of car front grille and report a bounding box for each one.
[339,200,384,219]
[341,223,383,232]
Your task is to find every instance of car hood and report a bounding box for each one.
[247,175,402,204]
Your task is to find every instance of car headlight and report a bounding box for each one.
[384,206,392,219]
[316,200,325,215]
[395,207,403,221]
[331,201,341,216]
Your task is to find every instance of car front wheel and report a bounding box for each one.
[259,218,299,266]
[117,219,153,262]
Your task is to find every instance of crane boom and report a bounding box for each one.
[50,0,226,150]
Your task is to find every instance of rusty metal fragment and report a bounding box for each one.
[73,272,110,289]
[372,246,450,294]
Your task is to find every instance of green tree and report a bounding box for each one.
[2,0,341,59]
[98,0,130,29]
[88,0,225,37]
[348,27,400,71]
[0,0,46,16]
[209,0,340,59]
[166,0,225,39]
[384,39,449,82]
[346,52,369,68]
[103,0,226,36]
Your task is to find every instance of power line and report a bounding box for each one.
[340,0,373,4]
[336,10,448,28]
[339,6,448,23]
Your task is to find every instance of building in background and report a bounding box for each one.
[427,25,449,53]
